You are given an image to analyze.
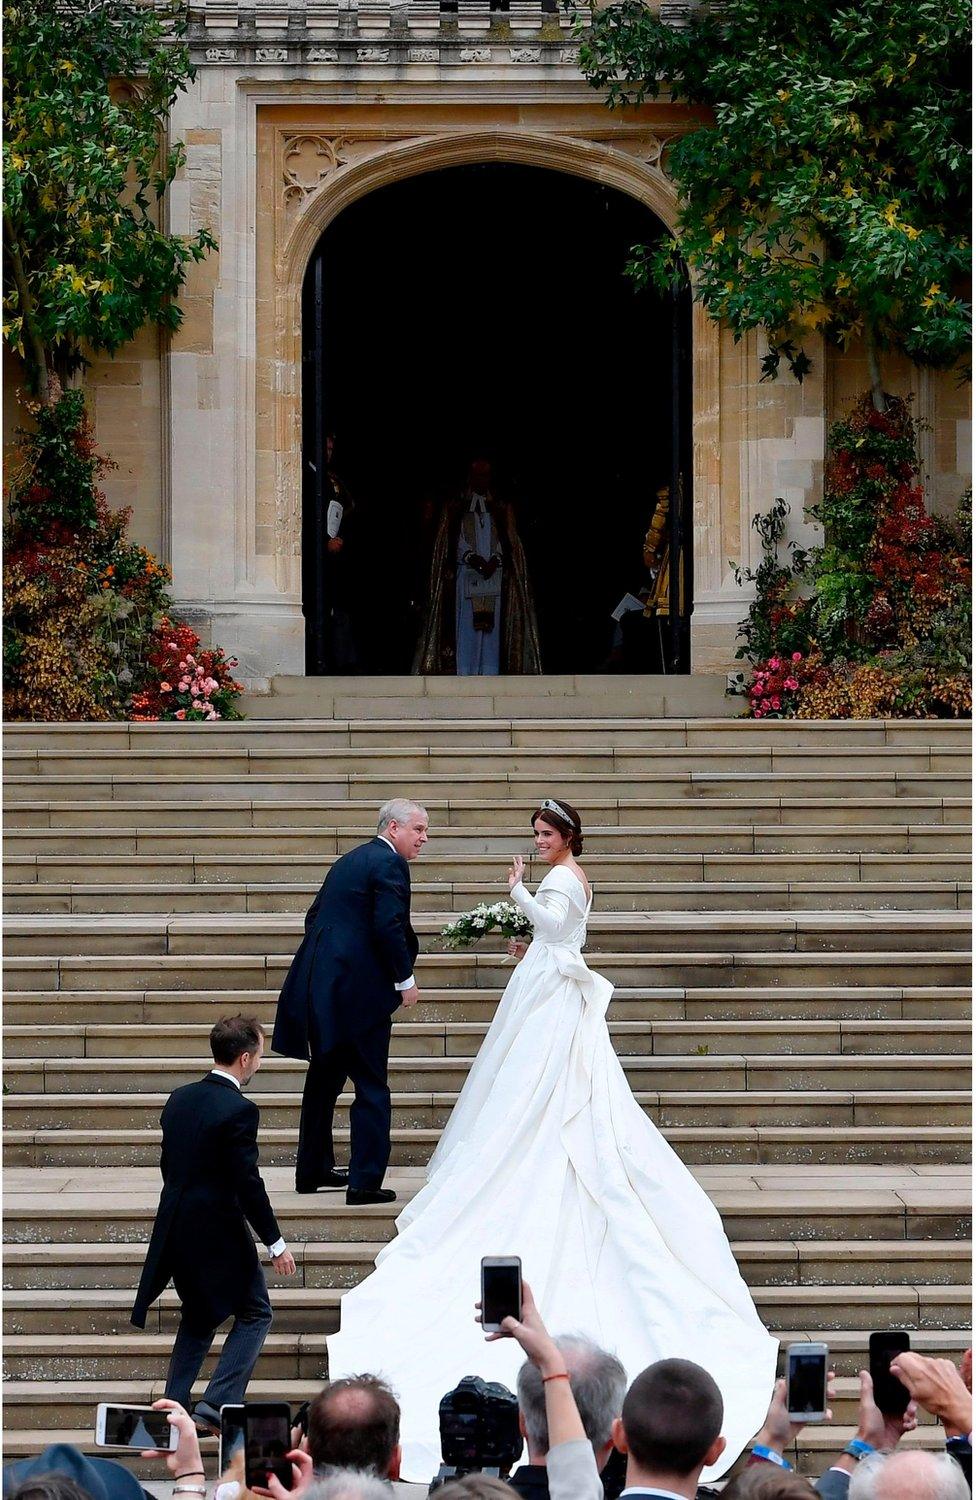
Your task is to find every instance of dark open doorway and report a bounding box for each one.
[302,161,692,675]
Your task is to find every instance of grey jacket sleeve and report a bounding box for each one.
[545,1439,604,1500]
[815,1468,851,1500]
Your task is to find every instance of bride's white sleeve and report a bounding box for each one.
[510,879,570,938]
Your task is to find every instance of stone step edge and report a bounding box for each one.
[5,1237,968,1264]
[7,1282,971,1308]
[6,1017,968,1036]
[6,1125,970,1147]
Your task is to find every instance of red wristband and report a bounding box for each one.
[543,1372,570,1384]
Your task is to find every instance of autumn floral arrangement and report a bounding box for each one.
[441,902,532,950]
[730,395,971,719]
[4,390,244,722]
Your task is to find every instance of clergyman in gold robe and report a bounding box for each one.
[413,458,542,675]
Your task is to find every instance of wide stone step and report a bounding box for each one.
[6,742,969,779]
[4,1355,946,1433]
[7,1018,969,1061]
[5,985,968,1026]
[6,878,971,917]
[9,796,970,835]
[6,713,970,750]
[5,1053,970,1099]
[6,822,972,860]
[5,910,969,960]
[6,1238,969,1293]
[5,1087,970,1135]
[6,770,971,805]
[6,1281,971,1338]
[7,1123,970,1170]
[4,1165,970,1245]
[7,950,971,993]
[9,851,969,888]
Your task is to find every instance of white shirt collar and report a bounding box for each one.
[470,491,487,515]
[377,833,398,854]
[620,1489,690,1500]
[210,1067,241,1090]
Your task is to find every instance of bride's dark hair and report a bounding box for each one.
[531,799,583,857]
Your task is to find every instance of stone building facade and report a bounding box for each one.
[11,1,970,683]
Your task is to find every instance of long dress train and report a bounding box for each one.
[326,865,778,1483]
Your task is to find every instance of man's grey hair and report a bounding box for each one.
[377,798,427,834]
[304,1473,392,1500]
[517,1334,627,1457]
[849,1449,970,1500]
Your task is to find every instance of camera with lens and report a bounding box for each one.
[428,1376,522,1493]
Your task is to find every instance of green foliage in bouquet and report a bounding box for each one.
[729,394,971,719]
[4,389,244,722]
[441,902,533,950]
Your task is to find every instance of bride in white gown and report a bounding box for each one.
[326,797,778,1484]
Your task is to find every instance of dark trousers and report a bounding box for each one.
[164,1262,272,1419]
[296,1022,392,1191]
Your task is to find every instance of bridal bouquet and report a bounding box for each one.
[441,901,532,949]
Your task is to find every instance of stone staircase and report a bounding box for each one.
[3,705,972,1480]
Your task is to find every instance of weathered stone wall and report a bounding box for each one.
[42,1,970,681]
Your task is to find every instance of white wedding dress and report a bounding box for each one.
[326,866,779,1483]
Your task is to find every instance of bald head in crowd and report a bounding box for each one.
[306,1376,401,1481]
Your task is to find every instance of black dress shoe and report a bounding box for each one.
[296,1168,349,1192]
[346,1186,396,1205]
[190,1403,221,1436]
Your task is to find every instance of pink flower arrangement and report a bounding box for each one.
[746,651,810,718]
[129,618,244,723]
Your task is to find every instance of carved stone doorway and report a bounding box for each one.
[301,161,691,674]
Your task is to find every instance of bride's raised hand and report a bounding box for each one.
[508,854,525,890]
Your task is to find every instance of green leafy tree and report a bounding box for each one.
[3,0,216,403]
[580,0,971,407]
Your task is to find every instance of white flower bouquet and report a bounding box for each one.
[441,900,532,950]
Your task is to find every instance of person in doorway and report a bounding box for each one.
[322,433,363,671]
[413,457,542,675]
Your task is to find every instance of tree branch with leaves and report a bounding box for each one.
[3,0,216,402]
[580,0,971,407]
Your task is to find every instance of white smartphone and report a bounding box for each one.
[786,1342,829,1422]
[480,1255,522,1334]
[95,1403,179,1450]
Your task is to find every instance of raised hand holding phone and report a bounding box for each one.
[137,1399,204,1480]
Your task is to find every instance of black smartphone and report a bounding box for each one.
[219,1404,246,1474]
[244,1402,293,1491]
[869,1330,911,1415]
[480,1255,522,1333]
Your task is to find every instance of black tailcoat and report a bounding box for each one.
[272,838,419,1060]
[131,1073,280,1331]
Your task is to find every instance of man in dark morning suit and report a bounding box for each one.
[272,798,429,1206]
[131,1016,296,1432]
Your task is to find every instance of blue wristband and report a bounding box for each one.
[752,1445,792,1469]
[845,1439,877,1460]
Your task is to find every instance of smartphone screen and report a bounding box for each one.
[787,1349,827,1416]
[870,1331,911,1415]
[244,1404,293,1491]
[481,1257,522,1329]
[220,1405,246,1474]
[99,1406,176,1450]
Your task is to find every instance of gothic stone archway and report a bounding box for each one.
[251,107,723,665]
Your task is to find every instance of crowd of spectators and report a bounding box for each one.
[4,1292,971,1500]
